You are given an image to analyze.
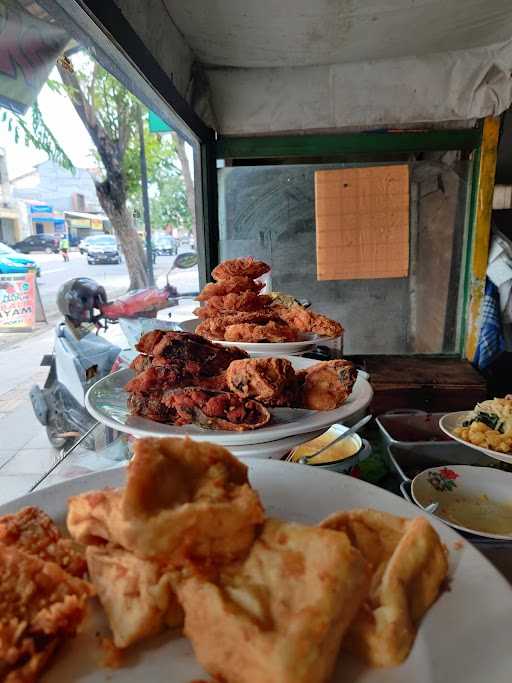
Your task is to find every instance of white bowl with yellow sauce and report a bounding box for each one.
[288,424,372,472]
[412,465,512,540]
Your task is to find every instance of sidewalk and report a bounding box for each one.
[0,326,60,502]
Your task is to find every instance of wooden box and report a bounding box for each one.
[346,355,487,415]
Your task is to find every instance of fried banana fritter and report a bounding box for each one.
[297,359,357,410]
[224,320,298,343]
[226,357,298,406]
[197,277,264,301]
[194,293,272,319]
[211,257,270,281]
[176,518,371,683]
[0,545,93,682]
[272,304,343,338]
[68,437,264,565]
[0,506,87,578]
[320,509,448,667]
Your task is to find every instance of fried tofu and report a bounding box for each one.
[0,544,93,682]
[176,518,371,683]
[68,437,264,565]
[0,506,87,578]
[86,545,183,648]
[320,509,448,667]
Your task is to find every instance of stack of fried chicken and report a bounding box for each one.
[59,436,448,683]
[125,330,358,428]
[195,256,343,343]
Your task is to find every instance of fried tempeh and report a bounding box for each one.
[176,518,371,683]
[320,509,448,667]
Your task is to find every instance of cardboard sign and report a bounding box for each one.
[0,270,36,331]
[315,165,410,280]
[0,0,68,114]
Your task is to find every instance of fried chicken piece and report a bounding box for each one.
[320,509,448,667]
[129,353,153,374]
[163,387,271,431]
[226,358,298,406]
[0,544,93,682]
[195,311,279,341]
[224,320,298,343]
[135,329,167,354]
[194,293,272,319]
[125,362,228,396]
[197,277,264,301]
[0,506,87,578]
[211,257,270,281]
[176,518,371,683]
[149,331,248,374]
[273,304,343,338]
[297,359,357,410]
[86,545,183,649]
[127,391,175,423]
[68,437,264,565]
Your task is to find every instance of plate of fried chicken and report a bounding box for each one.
[85,330,372,445]
[193,256,343,352]
[1,437,511,683]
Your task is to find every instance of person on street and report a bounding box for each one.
[59,234,70,262]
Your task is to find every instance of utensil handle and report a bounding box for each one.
[399,479,413,503]
[305,414,372,461]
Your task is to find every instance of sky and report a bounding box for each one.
[0,60,194,182]
[0,66,96,180]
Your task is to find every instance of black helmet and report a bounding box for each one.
[57,278,107,325]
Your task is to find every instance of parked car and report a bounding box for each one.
[78,235,96,255]
[0,256,30,274]
[152,234,177,255]
[13,234,59,254]
[0,242,41,276]
[86,235,122,265]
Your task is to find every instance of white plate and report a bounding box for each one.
[85,356,373,446]
[440,411,512,464]
[2,460,511,683]
[412,464,512,540]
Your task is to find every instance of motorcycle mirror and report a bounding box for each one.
[173,252,198,269]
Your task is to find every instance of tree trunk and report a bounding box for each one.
[173,133,196,243]
[95,182,148,290]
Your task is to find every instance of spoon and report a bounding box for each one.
[298,414,372,464]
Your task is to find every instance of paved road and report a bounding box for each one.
[32,250,199,320]
[0,250,199,352]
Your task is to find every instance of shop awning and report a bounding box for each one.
[123,0,512,134]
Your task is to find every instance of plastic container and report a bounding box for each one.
[288,424,372,473]
[376,410,454,448]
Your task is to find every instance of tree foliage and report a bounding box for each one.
[0,52,194,288]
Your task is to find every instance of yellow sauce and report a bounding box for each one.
[438,494,512,535]
[291,432,359,464]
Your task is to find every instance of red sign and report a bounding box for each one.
[0,270,36,330]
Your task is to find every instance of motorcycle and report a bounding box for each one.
[30,252,198,450]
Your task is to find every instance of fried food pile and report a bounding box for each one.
[64,436,448,683]
[195,256,343,342]
[0,506,93,681]
[126,330,271,430]
[125,331,359,428]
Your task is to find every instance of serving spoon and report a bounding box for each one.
[297,414,372,464]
